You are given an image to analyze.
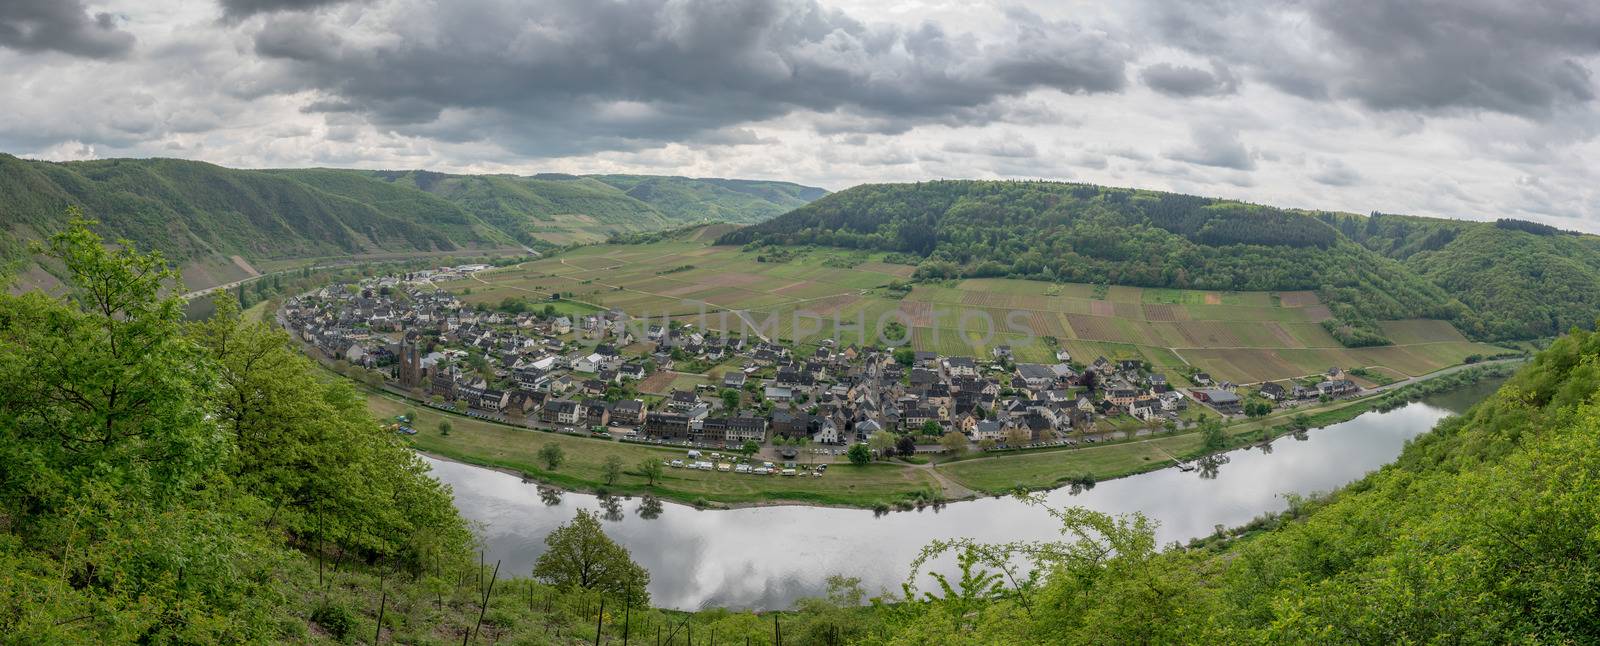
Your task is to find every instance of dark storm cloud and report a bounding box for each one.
[1140,62,1238,97]
[1146,0,1600,117]
[219,0,360,19]
[0,0,135,59]
[249,0,1130,155]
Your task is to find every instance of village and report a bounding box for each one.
[280,267,1368,468]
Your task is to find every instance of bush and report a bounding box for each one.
[310,603,357,640]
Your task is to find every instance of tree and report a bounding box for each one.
[602,455,625,485]
[1291,413,1312,431]
[894,347,916,366]
[978,437,997,451]
[438,420,452,436]
[720,388,741,411]
[539,442,566,470]
[940,431,969,455]
[1200,418,1227,452]
[741,439,761,455]
[403,408,418,423]
[637,458,664,486]
[896,434,918,456]
[532,510,651,605]
[847,443,872,465]
[869,430,898,457]
[921,420,943,436]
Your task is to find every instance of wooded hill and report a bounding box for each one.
[721,180,1599,344]
[0,155,824,294]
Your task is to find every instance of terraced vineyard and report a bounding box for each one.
[443,238,1511,384]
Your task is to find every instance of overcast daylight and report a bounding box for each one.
[4,0,1599,228]
[8,1,1600,643]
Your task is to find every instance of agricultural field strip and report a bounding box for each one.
[471,243,1498,383]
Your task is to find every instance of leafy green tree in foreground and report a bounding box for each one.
[0,216,472,641]
[532,510,651,606]
[847,443,872,465]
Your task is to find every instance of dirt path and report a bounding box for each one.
[914,461,976,499]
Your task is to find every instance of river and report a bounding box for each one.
[422,379,1502,610]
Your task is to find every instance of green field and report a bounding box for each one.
[445,239,1512,383]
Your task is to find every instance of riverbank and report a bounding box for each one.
[938,362,1518,495]
[369,391,947,509]
[373,360,1518,510]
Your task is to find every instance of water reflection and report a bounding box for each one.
[537,486,563,507]
[427,380,1502,611]
[637,496,664,520]
[598,494,625,522]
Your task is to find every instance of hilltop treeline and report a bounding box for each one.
[723,180,1600,343]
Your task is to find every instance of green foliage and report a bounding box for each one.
[538,442,566,470]
[0,155,508,284]
[1332,211,1600,340]
[601,455,624,486]
[636,458,664,485]
[531,510,651,606]
[847,443,873,465]
[0,218,473,641]
[309,602,356,640]
[1200,417,1227,451]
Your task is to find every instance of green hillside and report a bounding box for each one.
[0,155,519,292]
[720,180,1465,346]
[723,180,1600,344]
[1326,212,1600,340]
[0,156,825,294]
[366,170,824,247]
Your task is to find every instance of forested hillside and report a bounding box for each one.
[0,155,824,295]
[1323,212,1600,340]
[723,180,1600,344]
[367,170,823,247]
[0,155,519,293]
[720,180,1464,346]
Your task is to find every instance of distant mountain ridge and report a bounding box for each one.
[721,179,1600,343]
[0,154,825,293]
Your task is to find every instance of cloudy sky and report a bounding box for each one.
[4,0,1599,229]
